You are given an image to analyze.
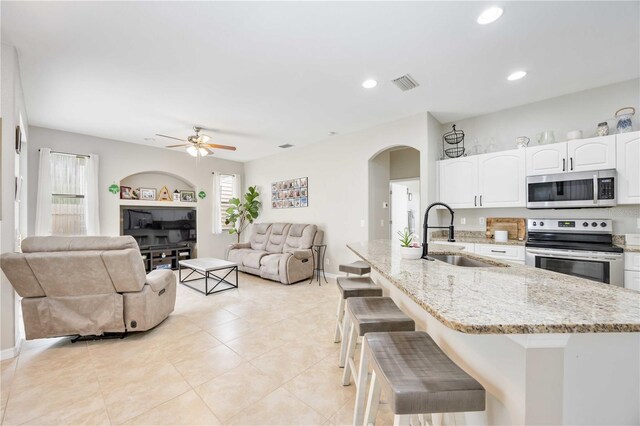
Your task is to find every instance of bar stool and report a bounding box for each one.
[334,276,382,345]
[341,297,415,387]
[354,331,486,426]
[339,261,371,276]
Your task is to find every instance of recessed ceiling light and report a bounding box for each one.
[362,79,377,89]
[507,71,527,81]
[477,7,503,25]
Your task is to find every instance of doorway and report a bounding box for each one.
[390,178,420,239]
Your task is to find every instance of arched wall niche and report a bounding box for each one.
[119,171,196,193]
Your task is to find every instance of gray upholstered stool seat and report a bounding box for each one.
[341,297,415,386]
[333,276,382,345]
[336,276,381,299]
[355,331,486,425]
[338,260,371,276]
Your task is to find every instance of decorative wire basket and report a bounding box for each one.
[443,124,464,145]
[444,146,466,158]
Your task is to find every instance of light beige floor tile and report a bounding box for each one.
[100,362,191,424]
[123,390,221,425]
[225,329,287,360]
[250,343,333,384]
[328,397,395,426]
[195,363,281,421]
[283,355,356,417]
[226,387,326,425]
[171,344,244,387]
[160,330,222,364]
[185,308,240,330]
[206,317,260,343]
[1,358,17,410]
[20,392,110,426]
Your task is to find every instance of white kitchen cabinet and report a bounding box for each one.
[478,150,526,207]
[525,143,567,176]
[567,135,616,172]
[438,157,478,208]
[475,244,525,262]
[624,252,640,291]
[616,131,640,204]
[624,271,640,291]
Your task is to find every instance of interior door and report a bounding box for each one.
[390,183,409,239]
[567,135,616,172]
[438,157,478,208]
[478,149,526,207]
[525,143,567,176]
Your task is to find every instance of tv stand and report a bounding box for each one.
[139,244,193,273]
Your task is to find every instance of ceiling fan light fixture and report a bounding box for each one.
[198,147,209,156]
[200,135,211,143]
[186,146,199,157]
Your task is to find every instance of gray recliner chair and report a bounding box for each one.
[0,236,176,340]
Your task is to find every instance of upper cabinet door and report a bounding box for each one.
[525,143,567,176]
[478,149,526,207]
[616,131,640,204]
[438,157,478,208]
[567,135,617,172]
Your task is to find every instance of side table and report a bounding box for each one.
[309,244,328,285]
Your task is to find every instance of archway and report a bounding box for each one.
[368,146,421,242]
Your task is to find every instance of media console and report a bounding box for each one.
[139,244,194,273]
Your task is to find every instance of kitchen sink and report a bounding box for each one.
[427,254,496,268]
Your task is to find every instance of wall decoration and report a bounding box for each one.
[198,190,206,199]
[139,188,156,200]
[180,190,196,202]
[108,183,120,194]
[131,188,140,200]
[271,176,308,209]
[158,186,172,201]
[120,186,133,199]
[173,190,181,202]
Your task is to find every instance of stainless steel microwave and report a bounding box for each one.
[526,169,616,209]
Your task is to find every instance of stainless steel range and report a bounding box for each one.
[525,218,624,286]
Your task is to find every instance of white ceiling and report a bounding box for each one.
[3,1,639,162]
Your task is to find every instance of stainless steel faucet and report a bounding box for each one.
[422,202,455,259]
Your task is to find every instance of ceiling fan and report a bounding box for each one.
[156,126,237,157]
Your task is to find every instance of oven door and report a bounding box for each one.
[525,248,624,286]
[526,170,616,209]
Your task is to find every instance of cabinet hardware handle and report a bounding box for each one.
[562,158,566,171]
[491,250,507,253]
[570,157,573,171]
[474,195,477,207]
[479,195,482,206]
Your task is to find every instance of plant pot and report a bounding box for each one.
[400,246,423,260]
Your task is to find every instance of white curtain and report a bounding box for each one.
[212,172,222,234]
[85,154,100,235]
[35,148,53,235]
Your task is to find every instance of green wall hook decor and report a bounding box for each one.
[198,191,206,199]
[109,183,120,194]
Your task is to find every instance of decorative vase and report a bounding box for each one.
[400,246,423,260]
[615,107,635,133]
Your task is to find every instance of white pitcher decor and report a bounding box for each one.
[398,229,422,260]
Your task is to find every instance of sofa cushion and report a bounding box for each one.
[243,250,269,269]
[227,248,253,265]
[265,223,291,253]
[21,236,139,253]
[249,224,272,251]
[284,224,317,253]
[260,253,285,276]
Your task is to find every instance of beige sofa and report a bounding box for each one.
[0,236,176,340]
[226,223,323,284]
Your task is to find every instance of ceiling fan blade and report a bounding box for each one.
[156,134,186,142]
[202,143,237,151]
[165,144,190,148]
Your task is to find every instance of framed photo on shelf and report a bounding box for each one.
[120,186,133,199]
[180,190,196,202]
[139,187,156,200]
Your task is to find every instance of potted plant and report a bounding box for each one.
[398,229,422,260]
[225,186,261,243]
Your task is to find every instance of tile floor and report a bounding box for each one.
[0,272,394,425]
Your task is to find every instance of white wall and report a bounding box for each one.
[389,147,420,180]
[244,113,441,273]
[27,126,244,259]
[368,150,391,240]
[437,78,640,234]
[1,43,29,355]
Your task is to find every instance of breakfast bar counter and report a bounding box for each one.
[347,240,640,426]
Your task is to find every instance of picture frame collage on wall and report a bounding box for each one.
[271,177,308,209]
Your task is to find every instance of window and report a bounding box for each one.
[50,153,88,235]
[219,174,235,230]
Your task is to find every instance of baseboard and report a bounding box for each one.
[0,338,23,360]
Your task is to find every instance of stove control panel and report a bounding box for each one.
[527,219,612,233]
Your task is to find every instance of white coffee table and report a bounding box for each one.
[178,258,238,296]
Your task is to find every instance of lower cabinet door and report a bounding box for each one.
[624,271,640,291]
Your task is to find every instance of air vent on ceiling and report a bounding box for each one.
[278,143,294,149]
[391,74,419,91]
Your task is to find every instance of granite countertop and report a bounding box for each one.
[430,230,525,246]
[347,240,640,335]
[616,245,640,253]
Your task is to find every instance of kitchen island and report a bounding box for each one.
[348,240,640,425]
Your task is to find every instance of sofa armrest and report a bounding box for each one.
[145,269,176,292]
[229,242,251,250]
[292,249,313,260]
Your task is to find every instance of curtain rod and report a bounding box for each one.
[38,149,90,158]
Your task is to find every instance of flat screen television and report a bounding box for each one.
[121,207,196,249]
